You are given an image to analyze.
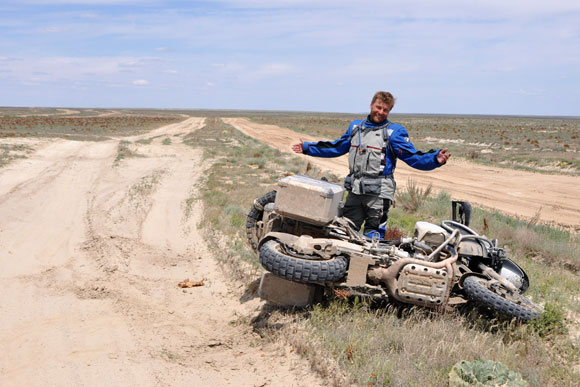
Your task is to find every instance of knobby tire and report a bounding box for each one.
[463,276,541,321]
[246,190,277,252]
[259,239,347,283]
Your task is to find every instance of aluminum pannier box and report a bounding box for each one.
[275,175,345,225]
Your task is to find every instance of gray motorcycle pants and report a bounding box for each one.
[343,192,391,233]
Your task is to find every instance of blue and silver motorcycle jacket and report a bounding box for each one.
[302,116,443,199]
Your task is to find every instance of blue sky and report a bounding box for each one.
[1,0,579,116]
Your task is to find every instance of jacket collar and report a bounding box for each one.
[364,115,389,127]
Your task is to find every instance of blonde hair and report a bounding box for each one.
[371,91,396,109]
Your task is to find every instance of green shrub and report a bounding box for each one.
[529,302,567,338]
[449,359,527,386]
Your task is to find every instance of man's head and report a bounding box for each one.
[369,91,395,124]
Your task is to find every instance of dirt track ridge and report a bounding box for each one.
[0,117,324,386]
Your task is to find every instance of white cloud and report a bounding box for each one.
[241,63,294,82]
[341,59,422,77]
[132,79,149,85]
[514,89,543,96]
[0,56,165,85]
[37,26,66,33]
[79,12,100,19]
[212,63,244,72]
[1,0,578,114]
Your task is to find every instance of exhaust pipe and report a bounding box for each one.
[367,230,459,307]
[367,252,458,307]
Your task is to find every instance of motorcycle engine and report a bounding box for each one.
[414,221,447,248]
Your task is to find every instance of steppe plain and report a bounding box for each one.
[1,108,578,385]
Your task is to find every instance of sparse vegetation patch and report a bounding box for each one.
[188,115,579,386]
[114,140,145,165]
[0,108,184,139]
[182,117,338,278]
[0,143,33,167]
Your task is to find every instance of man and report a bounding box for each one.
[292,91,450,238]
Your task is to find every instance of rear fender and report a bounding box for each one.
[257,232,340,259]
[257,232,296,251]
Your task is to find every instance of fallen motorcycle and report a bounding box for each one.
[246,175,543,321]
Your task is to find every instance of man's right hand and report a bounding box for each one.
[437,148,451,165]
[292,139,305,154]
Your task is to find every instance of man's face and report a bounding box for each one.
[369,99,391,124]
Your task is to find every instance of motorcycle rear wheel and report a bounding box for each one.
[246,190,277,252]
[463,276,542,321]
[259,239,347,283]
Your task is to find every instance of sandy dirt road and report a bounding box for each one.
[224,118,580,229]
[0,118,324,386]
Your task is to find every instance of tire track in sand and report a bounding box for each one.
[0,117,325,387]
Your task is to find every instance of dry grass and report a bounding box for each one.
[497,221,580,273]
[182,117,337,282]
[396,178,433,213]
[187,115,580,386]
[0,143,32,168]
[0,108,184,139]
[114,140,145,165]
[303,300,570,386]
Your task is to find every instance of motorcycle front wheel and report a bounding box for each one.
[463,276,542,322]
[259,239,348,283]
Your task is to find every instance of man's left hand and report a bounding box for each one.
[437,148,451,165]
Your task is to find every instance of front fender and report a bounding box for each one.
[499,258,530,293]
[457,259,530,294]
[458,272,487,289]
